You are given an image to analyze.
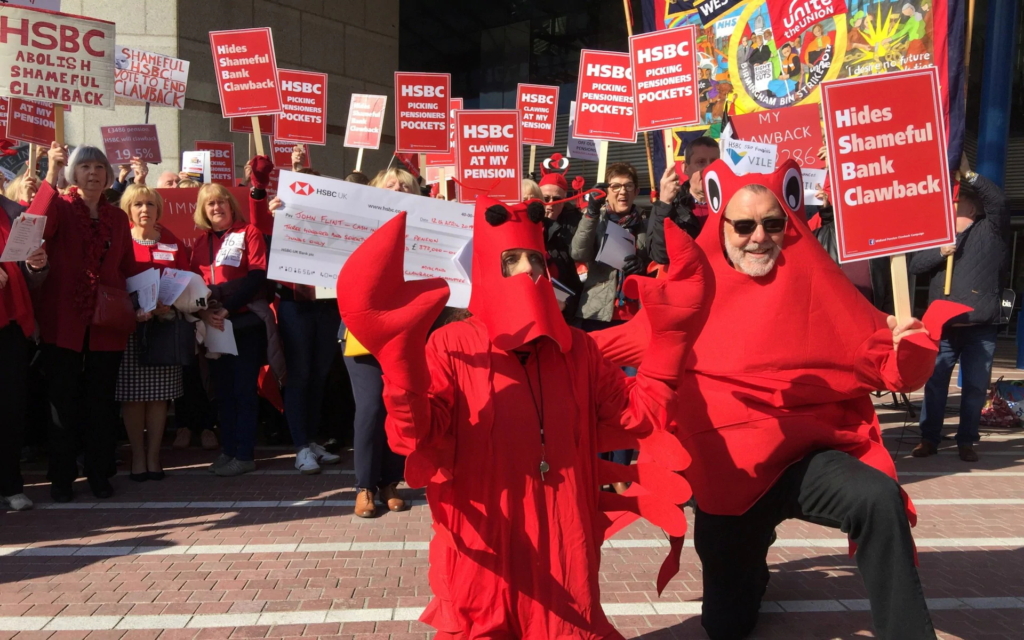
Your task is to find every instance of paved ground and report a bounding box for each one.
[3,339,1024,639]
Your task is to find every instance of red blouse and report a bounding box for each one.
[189,219,267,287]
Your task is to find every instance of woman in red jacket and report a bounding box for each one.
[116,184,191,482]
[29,143,139,503]
[189,183,269,477]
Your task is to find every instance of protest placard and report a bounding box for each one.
[394,72,451,153]
[0,6,116,110]
[195,141,235,186]
[628,27,699,132]
[7,98,53,145]
[567,100,599,162]
[101,124,162,164]
[766,0,849,46]
[114,47,189,109]
[275,69,327,145]
[181,150,210,184]
[425,97,462,168]
[272,139,311,170]
[267,171,474,307]
[0,97,8,139]
[730,103,824,170]
[0,213,45,262]
[516,84,558,147]
[230,114,275,135]
[721,137,777,174]
[573,50,635,143]
[821,67,954,264]
[208,28,282,118]
[455,109,521,205]
[343,94,387,149]
[156,186,249,242]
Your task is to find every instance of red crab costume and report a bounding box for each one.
[595,159,967,640]
[337,195,712,640]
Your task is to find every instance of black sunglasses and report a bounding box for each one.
[724,217,787,236]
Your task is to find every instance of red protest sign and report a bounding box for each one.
[271,139,311,170]
[731,103,824,169]
[573,50,636,143]
[455,109,521,205]
[157,186,249,242]
[0,97,8,139]
[343,93,387,149]
[394,72,450,153]
[100,124,162,164]
[195,141,235,186]
[425,97,462,167]
[208,28,282,118]
[0,6,116,110]
[275,69,327,145]
[516,84,558,147]
[7,98,54,145]
[766,0,848,45]
[229,115,275,135]
[629,27,699,132]
[821,68,954,263]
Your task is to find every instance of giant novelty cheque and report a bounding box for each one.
[267,171,474,307]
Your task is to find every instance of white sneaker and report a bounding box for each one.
[3,494,33,511]
[295,447,321,475]
[308,442,340,465]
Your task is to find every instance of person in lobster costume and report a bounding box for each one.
[594,159,969,640]
[337,193,712,639]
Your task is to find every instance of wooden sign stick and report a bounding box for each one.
[355,147,364,172]
[891,254,912,324]
[528,144,537,175]
[250,116,265,156]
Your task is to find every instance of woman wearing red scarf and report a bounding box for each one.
[28,142,140,503]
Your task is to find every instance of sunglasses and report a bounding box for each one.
[724,217,787,235]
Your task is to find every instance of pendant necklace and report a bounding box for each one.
[520,350,549,481]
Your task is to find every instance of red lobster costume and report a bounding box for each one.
[337,195,712,639]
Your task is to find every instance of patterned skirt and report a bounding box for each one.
[114,333,184,402]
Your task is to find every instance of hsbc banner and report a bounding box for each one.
[516,84,558,147]
[821,68,954,263]
[114,46,189,109]
[629,27,699,132]
[343,93,387,150]
[394,72,450,153]
[573,50,635,143]
[7,98,54,145]
[0,6,116,109]
[425,97,461,167]
[230,114,274,135]
[208,27,283,118]
[455,109,522,205]
[267,170,474,307]
[195,141,235,186]
[275,69,327,145]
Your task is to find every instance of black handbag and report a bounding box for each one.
[137,314,197,367]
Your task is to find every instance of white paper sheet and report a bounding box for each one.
[802,168,827,206]
[453,238,473,283]
[0,214,46,263]
[158,268,193,306]
[204,318,237,356]
[126,268,160,313]
[596,222,635,270]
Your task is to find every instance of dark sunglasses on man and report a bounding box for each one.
[724,217,787,236]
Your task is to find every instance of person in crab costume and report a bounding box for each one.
[336,193,713,640]
[594,159,970,640]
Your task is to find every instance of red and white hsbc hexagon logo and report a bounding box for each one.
[290,181,313,195]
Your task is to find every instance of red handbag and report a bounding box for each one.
[92,284,137,335]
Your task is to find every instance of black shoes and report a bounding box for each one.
[50,485,73,503]
[89,479,114,499]
[147,471,166,481]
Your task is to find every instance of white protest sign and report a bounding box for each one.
[721,137,777,174]
[267,171,475,307]
[802,168,827,206]
[0,213,45,262]
[114,47,190,109]
[596,221,635,270]
[567,100,599,162]
[181,150,211,184]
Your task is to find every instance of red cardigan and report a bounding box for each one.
[28,181,139,352]
[0,208,35,337]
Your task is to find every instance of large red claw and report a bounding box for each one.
[638,430,691,472]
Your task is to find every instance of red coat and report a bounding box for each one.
[0,206,35,337]
[188,219,267,287]
[28,181,139,352]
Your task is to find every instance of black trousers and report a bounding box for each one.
[343,350,404,491]
[0,323,29,497]
[694,449,935,640]
[41,342,123,491]
[174,361,217,434]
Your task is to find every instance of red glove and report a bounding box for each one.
[249,155,274,190]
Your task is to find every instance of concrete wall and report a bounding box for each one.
[63,0,398,181]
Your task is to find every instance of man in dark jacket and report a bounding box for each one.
[909,160,1009,462]
[647,137,719,267]
[538,170,583,322]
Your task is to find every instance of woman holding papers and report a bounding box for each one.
[189,183,270,478]
[116,185,190,482]
[28,143,141,503]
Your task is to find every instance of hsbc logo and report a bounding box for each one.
[291,182,313,195]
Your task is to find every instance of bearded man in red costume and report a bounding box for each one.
[337,194,711,639]
[596,159,968,640]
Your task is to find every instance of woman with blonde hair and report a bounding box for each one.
[371,167,418,193]
[116,184,190,481]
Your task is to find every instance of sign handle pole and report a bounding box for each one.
[663,128,675,174]
[597,140,609,186]
[419,153,426,179]
[54,104,65,146]
[355,147,364,172]
[250,117,265,156]
[891,254,912,324]
[26,144,38,179]
[438,167,447,200]
[528,145,537,175]
[248,134,255,160]
[944,256,954,295]
[144,102,151,125]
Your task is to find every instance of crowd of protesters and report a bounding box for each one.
[0,133,1009,517]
